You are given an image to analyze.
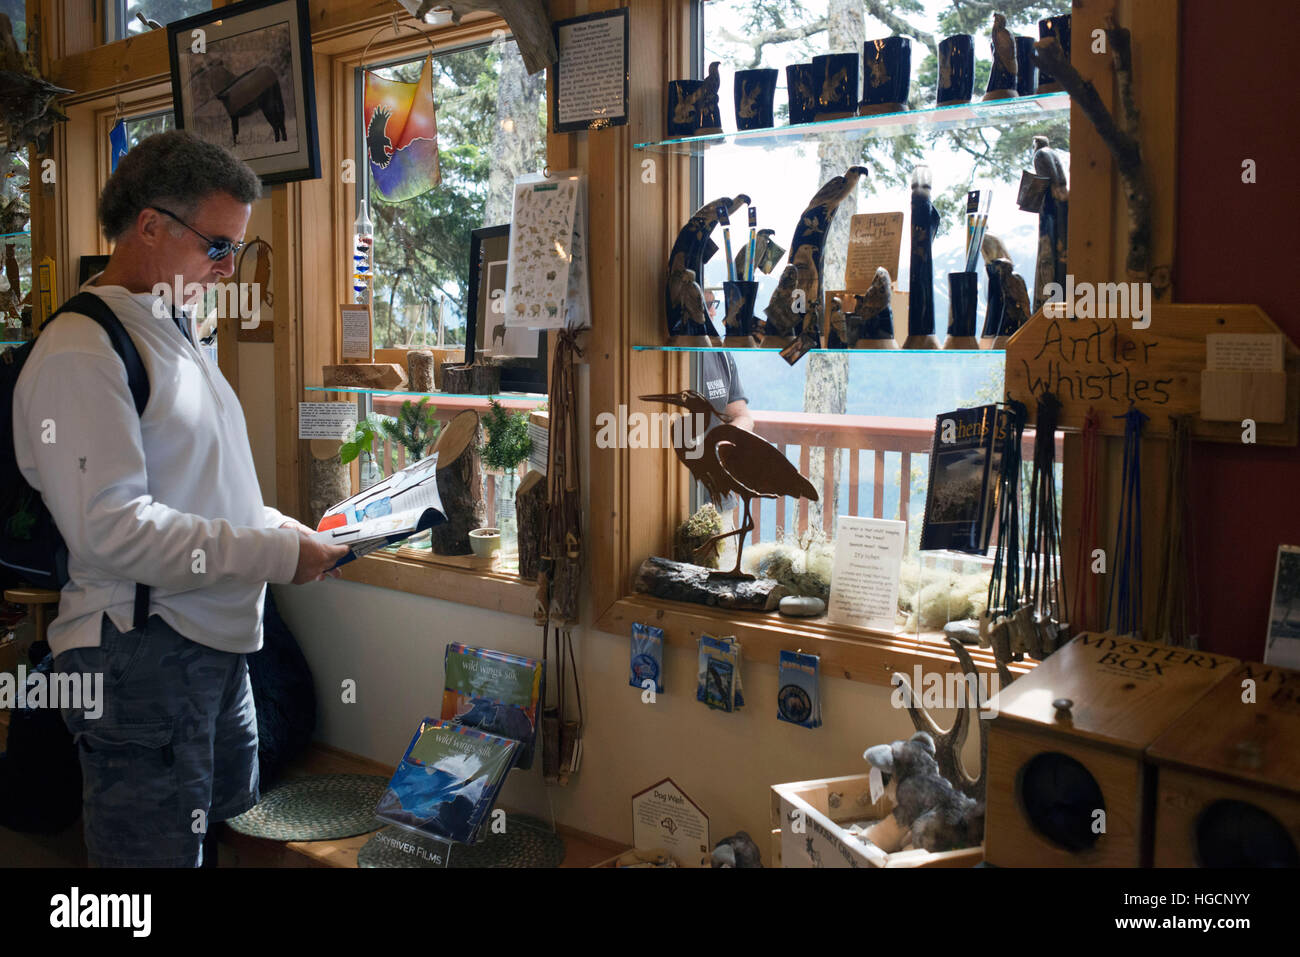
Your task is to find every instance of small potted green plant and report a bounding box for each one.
[480,398,532,551]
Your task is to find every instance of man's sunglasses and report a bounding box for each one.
[149,205,246,261]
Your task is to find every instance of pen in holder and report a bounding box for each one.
[722,281,760,346]
[944,271,981,349]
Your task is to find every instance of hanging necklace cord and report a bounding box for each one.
[360,11,437,70]
[1107,406,1148,636]
[1155,414,1195,646]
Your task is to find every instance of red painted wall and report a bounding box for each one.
[1178,0,1300,658]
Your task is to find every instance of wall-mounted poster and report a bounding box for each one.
[503,170,590,332]
[167,0,321,185]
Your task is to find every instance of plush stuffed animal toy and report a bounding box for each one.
[861,731,984,853]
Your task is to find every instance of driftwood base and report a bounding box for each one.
[633,556,788,611]
[441,362,501,395]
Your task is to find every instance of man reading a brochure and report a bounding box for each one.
[13,132,349,867]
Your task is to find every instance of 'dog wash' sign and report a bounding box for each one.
[1004,302,1299,445]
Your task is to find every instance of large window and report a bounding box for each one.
[357,37,546,351]
[106,0,211,41]
[697,0,1068,632]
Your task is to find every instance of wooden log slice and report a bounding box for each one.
[515,469,547,581]
[430,409,484,555]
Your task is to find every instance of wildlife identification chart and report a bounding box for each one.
[504,170,591,331]
[827,516,906,631]
[312,453,447,566]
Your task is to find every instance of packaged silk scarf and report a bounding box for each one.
[696,634,745,712]
[777,650,822,729]
[629,623,665,693]
[375,718,517,845]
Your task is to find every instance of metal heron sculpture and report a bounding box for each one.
[640,390,819,580]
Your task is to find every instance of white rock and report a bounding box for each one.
[779,595,826,617]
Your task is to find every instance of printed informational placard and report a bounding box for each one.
[631,777,709,868]
[827,516,906,631]
[340,304,373,361]
[1207,333,1285,372]
[553,9,629,133]
[845,212,904,289]
[298,402,356,440]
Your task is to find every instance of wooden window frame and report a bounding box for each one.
[570,0,1179,688]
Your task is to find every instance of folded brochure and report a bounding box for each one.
[313,452,447,567]
[375,718,518,845]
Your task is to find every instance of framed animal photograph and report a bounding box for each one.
[465,225,547,395]
[167,0,320,185]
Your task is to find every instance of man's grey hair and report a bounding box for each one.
[98,130,261,242]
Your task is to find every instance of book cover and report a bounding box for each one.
[441,643,544,770]
[375,718,517,845]
[920,405,998,554]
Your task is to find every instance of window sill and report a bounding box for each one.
[596,594,1035,691]
[340,549,537,618]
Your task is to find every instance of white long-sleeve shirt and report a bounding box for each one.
[12,278,301,657]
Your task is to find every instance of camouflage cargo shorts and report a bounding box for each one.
[53,612,260,867]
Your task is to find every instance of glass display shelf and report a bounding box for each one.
[632,344,1004,354]
[632,91,1067,156]
[304,385,546,402]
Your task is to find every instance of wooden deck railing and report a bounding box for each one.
[736,409,1062,547]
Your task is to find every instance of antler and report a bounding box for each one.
[890,636,989,800]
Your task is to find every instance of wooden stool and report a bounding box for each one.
[3,587,61,648]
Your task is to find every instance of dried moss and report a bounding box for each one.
[674,504,724,569]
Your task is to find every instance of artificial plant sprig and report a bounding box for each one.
[479,397,532,473]
[379,397,442,462]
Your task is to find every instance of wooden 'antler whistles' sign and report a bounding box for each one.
[1004,303,1299,446]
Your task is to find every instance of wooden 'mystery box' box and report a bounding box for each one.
[1147,661,1300,867]
[984,633,1238,867]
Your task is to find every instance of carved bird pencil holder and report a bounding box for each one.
[667,60,723,137]
[1027,137,1069,313]
[984,14,1019,101]
[812,53,859,121]
[937,35,975,106]
[786,63,820,125]
[1015,36,1039,96]
[734,69,778,130]
[1036,14,1072,93]
[860,36,911,117]
[983,258,1032,348]
[905,174,941,349]
[639,390,819,580]
[763,166,870,354]
[666,194,751,343]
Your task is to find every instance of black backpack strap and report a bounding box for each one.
[44,292,152,628]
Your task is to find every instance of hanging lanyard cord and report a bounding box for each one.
[1071,408,1101,631]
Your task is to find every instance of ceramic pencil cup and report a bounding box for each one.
[937,35,975,106]
[735,69,778,130]
[860,36,911,116]
[786,63,820,125]
[1037,14,1072,93]
[722,281,760,346]
[812,52,859,121]
[944,271,981,349]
